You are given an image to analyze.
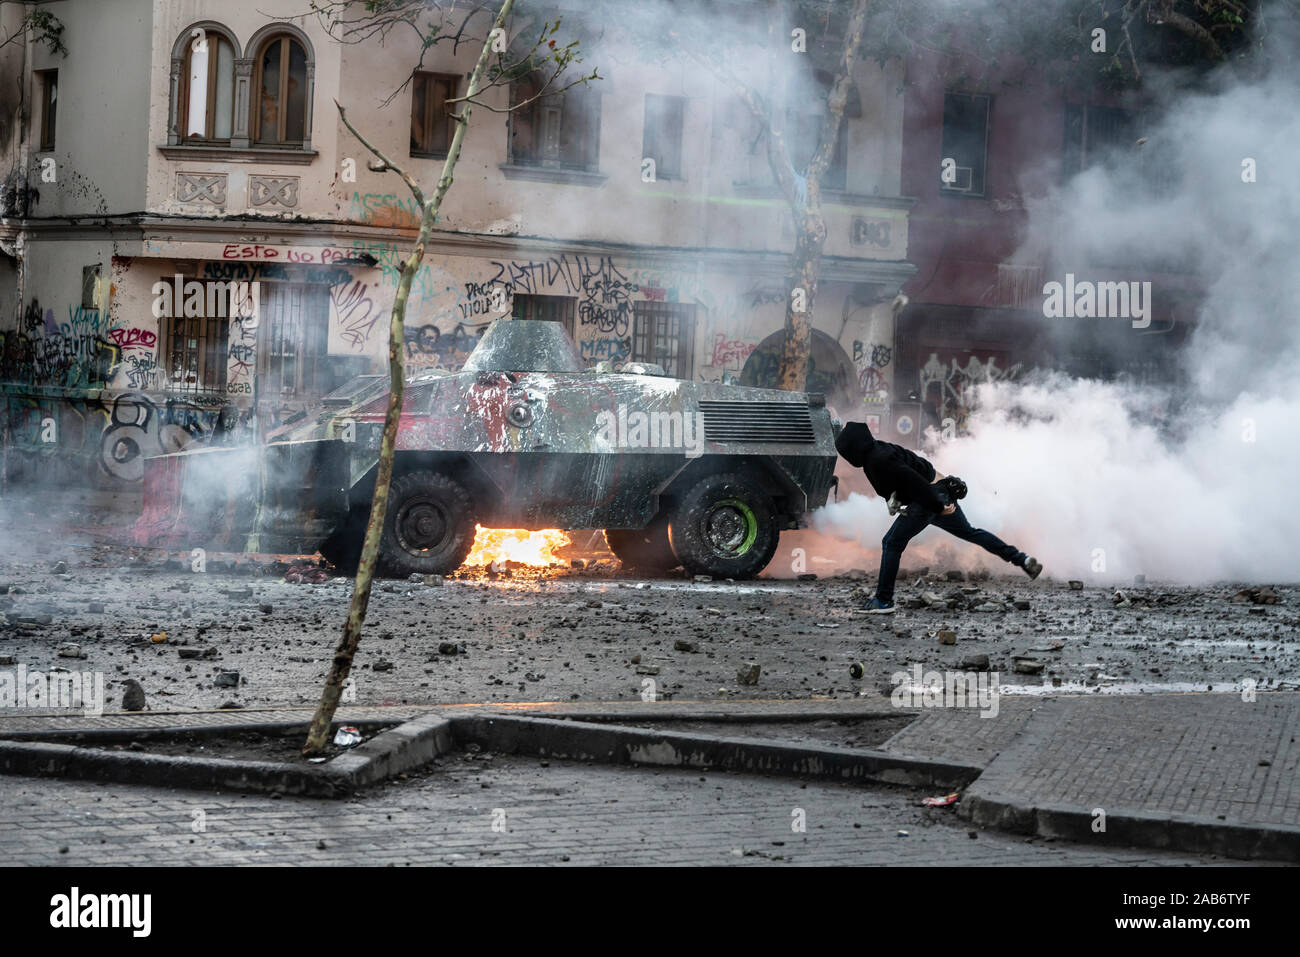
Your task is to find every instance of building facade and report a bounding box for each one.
[0,0,915,491]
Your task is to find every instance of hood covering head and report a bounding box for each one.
[835,421,876,467]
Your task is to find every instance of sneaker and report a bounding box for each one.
[863,597,896,614]
[1022,557,1043,580]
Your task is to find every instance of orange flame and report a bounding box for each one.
[464,525,573,568]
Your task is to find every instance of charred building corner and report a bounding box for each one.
[0,0,1192,508]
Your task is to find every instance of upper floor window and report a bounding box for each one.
[37,70,57,151]
[510,74,600,171]
[642,94,685,181]
[182,33,236,141]
[254,34,309,147]
[410,72,458,157]
[940,92,990,196]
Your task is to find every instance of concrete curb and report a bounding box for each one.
[960,789,1300,864]
[456,714,980,789]
[0,709,977,795]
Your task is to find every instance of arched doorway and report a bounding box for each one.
[739,328,859,416]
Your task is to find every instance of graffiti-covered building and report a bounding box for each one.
[0,0,917,493]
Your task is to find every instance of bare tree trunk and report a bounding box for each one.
[772,0,871,392]
[303,0,517,756]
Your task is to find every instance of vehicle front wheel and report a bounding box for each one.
[604,513,679,571]
[379,470,476,577]
[666,472,779,579]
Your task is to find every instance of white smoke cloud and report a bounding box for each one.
[814,19,1300,585]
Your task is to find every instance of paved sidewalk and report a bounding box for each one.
[880,691,1300,859]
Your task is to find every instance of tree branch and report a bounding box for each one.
[334,98,426,205]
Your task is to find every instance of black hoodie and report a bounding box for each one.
[834,421,947,513]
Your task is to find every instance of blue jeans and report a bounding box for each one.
[875,504,1025,603]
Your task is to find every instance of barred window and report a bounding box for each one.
[259,283,330,396]
[632,301,695,379]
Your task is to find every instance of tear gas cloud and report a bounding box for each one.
[816,30,1300,584]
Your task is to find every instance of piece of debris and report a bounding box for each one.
[960,654,990,671]
[437,642,461,655]
[121,679,146,712]
[150,632,167,643]
[693,575,712,583]
[674,639,697,652]
[423,574,444,586]
[56,643,86,659]
[634,664,660,676]
[333,727,362,748]
[0,655,15,666]
[214,671,240,688]
[797,573,818,581]
[372,660,394,672]
[1012,599,1031,611]
[1012,658,1045,675]
[973,602,1003,613]
[1068,580,1084,590]
[221,585,254,598]
[1112,590,1133,608]
[1231,587,1281,605]
[937,630,957,645]
[177,648,205,660]
[736,662,761,685]
[285,565,328,584]
[51,561,68,574]
[921,792,960,807]
[258,603,274,615]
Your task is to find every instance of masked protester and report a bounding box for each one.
[835,421,1042,614]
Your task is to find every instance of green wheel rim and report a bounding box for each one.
[708,498,759,557]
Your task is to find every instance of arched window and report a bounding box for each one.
[254,34,309,146]
[181,33,236,141]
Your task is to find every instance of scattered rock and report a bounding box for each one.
[634,664,660,676]
[1012,658,1045,675]
[217,700,243,710]
[258,603,274,615]
[51,561,68,574]
[736,662,761,685]
[121,679,146,711]
[56,643,86,659]
[937,630,957,645]
[1012,599,1031,611]
[674,639,697,652]
[1068,580,1084,590]
[423,574,444,586]
[438,642,461,655]
[960,654,990,672]
[797,573,818,581]
[177,648,205,660]
[213,671,240,688]
[150,632,167,643]
[372,660,394,672]
[0,654,15,666]
[973,602,1003,613]
[1231,587,1281,605]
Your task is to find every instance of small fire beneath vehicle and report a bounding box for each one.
[464,525,573,568]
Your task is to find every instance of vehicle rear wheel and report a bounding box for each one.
[379,470,476,577]
[604,513,678,571]
[666,472,780,579]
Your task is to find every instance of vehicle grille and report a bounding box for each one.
[699,400,815,443]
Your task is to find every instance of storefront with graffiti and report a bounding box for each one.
[1,227,912,492]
